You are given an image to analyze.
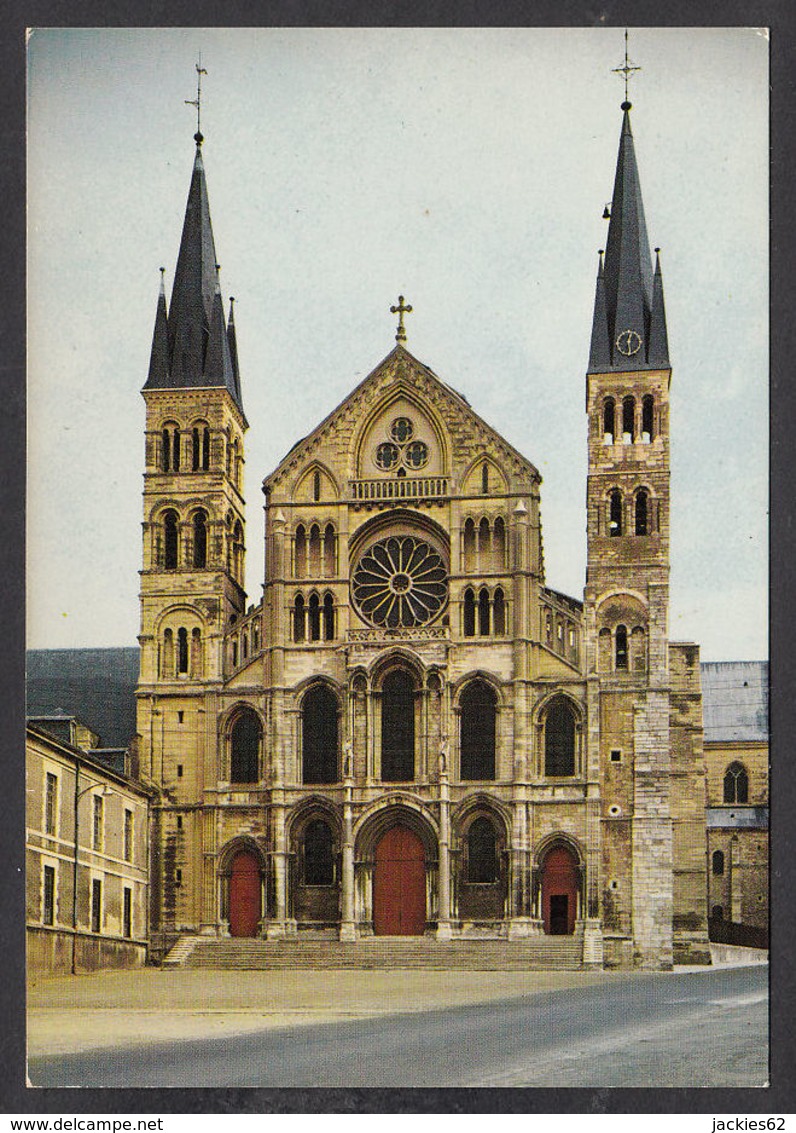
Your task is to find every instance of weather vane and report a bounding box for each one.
[611,29,641,106]
[390,295,413,344]
[185,57,208,144]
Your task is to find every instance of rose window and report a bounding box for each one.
[352,536,447,627]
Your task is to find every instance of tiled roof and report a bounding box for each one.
[700,660,769,743]
[26,648,139,749]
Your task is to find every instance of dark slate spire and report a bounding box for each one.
[143,142,245,413]
[647,248,670,367]
[146,268,169,387]
[589,103,670,372]
[227,296,243,406]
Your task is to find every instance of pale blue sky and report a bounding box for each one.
[26,27,768,660]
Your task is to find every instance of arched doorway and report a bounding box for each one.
[228,850,261,937]
[373,825,426,935]
[540,845,579,935]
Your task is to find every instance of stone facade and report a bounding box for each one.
[26,721,150,973]
[135,103,712,969]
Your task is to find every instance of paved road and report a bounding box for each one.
[29,964,767,1089]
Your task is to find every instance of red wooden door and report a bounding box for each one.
[229,850,261,937]
[373,826,426,935]
[541,846,578,935]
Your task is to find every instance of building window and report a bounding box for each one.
[192,425,210,471]
[91,878,102,933]
[92,794,104,851]
[610,749,622,762]
[463,518,476,573]
[635,490,649,536]
[313,470,321,502]
[642,394,655,441]
[124,809,133,862]
[193,510,208,568]
[723,762,749,804]
[45,772,57,835]
[293,594,306,642]
[460,680,497,781]
[609,490,623,537]
[42,864,55,925]
[123,887,132,938]
[463,588,476,637]
[481,462,489,494]
[323,592,335,641]
[478,587,491,636]
[615,625,628,670]
[493,587,506,635]
[302,686,339,785]
[295,524,307,577]
[712,850,725,876]
[324,524,336,577]
[381,670,415,782]
[308,524,322,576]
[230,710,261,784]
[544,697,576,777]
[177,627,189,674]
[467,817,498,883]
[622,395,635,442]
[308,592,321,642]
[603,397,616,443]
[163,510,179,570]
[712,904,724,921]
[303,820,334,886]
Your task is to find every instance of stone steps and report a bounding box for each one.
[176,935,584,970]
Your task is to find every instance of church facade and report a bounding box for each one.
[135,97,711,970]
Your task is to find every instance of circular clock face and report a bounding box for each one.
[615,329,643,356]
[352,535,447,628]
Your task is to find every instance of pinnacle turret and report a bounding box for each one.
[588,104,669,372]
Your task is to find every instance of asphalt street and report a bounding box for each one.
[29,963,767,1089]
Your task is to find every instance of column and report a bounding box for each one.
[340,747,356,941]
[436,746,452,940]
[267,788,288,938]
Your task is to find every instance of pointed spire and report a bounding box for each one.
[588,250,611,371]
[146,267,170,386]
[588,102,669,372]
[143,141,246,413]
[227,296,243,405]
[647,248,670,367]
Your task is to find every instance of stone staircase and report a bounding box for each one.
[169,934,584,970]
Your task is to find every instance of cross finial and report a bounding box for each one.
[611,28,641,108]
[390,295,413,343]
[185,56,208,145]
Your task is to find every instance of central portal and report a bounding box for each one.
[373,825,426,935]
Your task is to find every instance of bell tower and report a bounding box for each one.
[137,122,248,716]
[583,89,675,968]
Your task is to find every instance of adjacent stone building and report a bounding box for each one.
[26,718,150,973]
[133,92,713,970]
[702,661,769,942]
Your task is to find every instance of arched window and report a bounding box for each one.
[163,510,179,569]
[381,670,415,781]
[615,625,628,670]
[493,587,506,636]
[463,518,476,573]
[544,697,576,776]
[191,425,211,471]
[481,462,489,494]
[642,395,655,442]
[478,587,491,636]
[232,639,238,667]
[308,524,321,576]
[230,710,261,784]
[468,817,498,882]
[295,524,307,578]
[598,626,611,671]
[293,594,306,642]
[622,396,635,442]
[712,850,725,876]
[191,627,202,677]
[609,490,623,537]
[193,510,207,568]
[460,680,497,780]
[324,523,336,577]
[302,686,338,784]
[161,428,172,472]
[192,428,201,471]
[162,628,174,678]
[233,521,244,582]
[202,426,210,470]
[492,516,506,570]
[603,397,616,443]
[308,593,321,642]
[323,592,335,641]
[171,427,181,471]
[631,625,647,672]
[478,517,491,561]
[724,762,749,804]
[177,627,189,674]
[635,490,649,536]
[712,905,724,921]
[252,623,260,651]
[242,632,248,660]
[304,820,334,885]
[463,588,476,637]
[313,470,321,502]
